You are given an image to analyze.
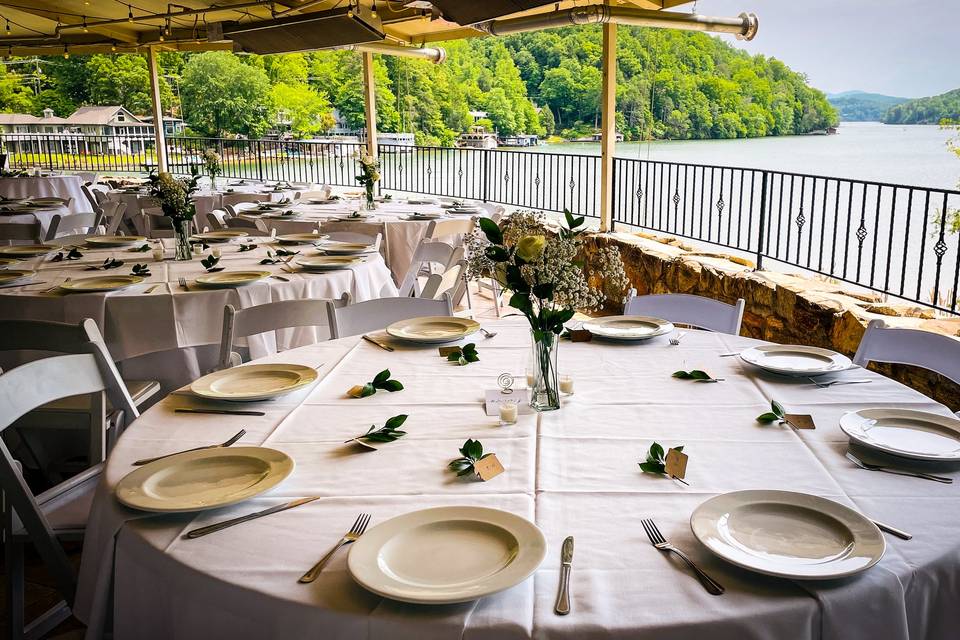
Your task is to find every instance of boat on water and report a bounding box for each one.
[499,134,540,147]
[457,126,498,149]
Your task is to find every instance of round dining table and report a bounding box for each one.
[72,317,959,640]
[0,237,396,391]
[0,175,93,214]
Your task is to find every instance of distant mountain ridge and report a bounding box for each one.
[882,88,960,125]
[826,90,909,122]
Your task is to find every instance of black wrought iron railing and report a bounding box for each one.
[5,133,959,314]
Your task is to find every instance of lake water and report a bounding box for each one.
[539,122,959,191]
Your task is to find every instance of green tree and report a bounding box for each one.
[0,66,36,114]
[180,51,273,137]
[270,82,334,138]
[85,55,173,114]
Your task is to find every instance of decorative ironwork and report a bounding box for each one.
[856,224,868,246]
[934,238,948,259]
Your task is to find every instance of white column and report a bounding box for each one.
[599,21,617,232]
[147,45,168,172]
[361,51,378,158]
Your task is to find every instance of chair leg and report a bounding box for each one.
[6,538,25,640]
[492,280,502,317]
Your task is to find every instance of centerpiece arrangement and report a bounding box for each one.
[203,149,222,191]
[466,210,627,411]
[148,166,201,261]
[355,152,380,210]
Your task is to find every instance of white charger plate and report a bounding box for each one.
[404,211,445,220]
[386,316,480,343]
[193,230,249,243]
[195,271,271,288]
[348,506,546,604]
[115,446,294,513]
[0,257,22,268]
[691,489,884,580]
[296,256,364,271]
[739,345,852,376]
[60,275,144,292]
[0,244,59,257]
[318,241,377,256]
[840,408,960,461]
[191,363,318,401]
[581,315,674,341]
[276,233,328,245]
[335,213,374,221]
[86,235,147,248]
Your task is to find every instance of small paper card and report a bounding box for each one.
[784,414,816,430]
[474,454,504,481]
[347,437,379,451]
[665,447,689,480]
[438,346,460,357]
[484,389,532,416]
[567,329,593,342]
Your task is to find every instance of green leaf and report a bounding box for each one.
[485,246,510,262]
[689,370,712,380]
[509,292,533,314]
[756,412,780,423]
[674,445,684,452]
[532,283,554,300]
[478,217,503,245]
[359,383,376,398]
[384,414,408,430]
[464,352,479,363]
[673,370,693,379]
[771,400,786,418]
[458,356,468,366]
[639,461,665,474]
[650,442,665,461]
[447,351,462,362]
[456,465,476,477]
[380,379,404,392]
[372,369,391,385]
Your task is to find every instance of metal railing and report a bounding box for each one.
[5,134,959,314]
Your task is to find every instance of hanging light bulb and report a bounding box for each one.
[371,1,377,18]
[128,5,134,22]
[63,46,70,59]
[5,19,10,36]
[164,18,171,36]
[158,26,164,42]
[111,42,117,52]
[82,16,89,32]
[347,0,354,18]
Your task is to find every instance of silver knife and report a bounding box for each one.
[554,536,574,615]
[184,497,320,539]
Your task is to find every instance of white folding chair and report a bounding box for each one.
[1,346,137,640]
[44,212,104,241]
[854,319,960,389]
[397,239,463,297]
[80,183,99,210]
[425,217,475,241]
[218,293,351,370]
[0,223,42,245]
[323,231,382,252]
[204,208,228,231]
[140,206,176,239]
[420,260,466,301]
[222,192,270,209]
[326,294,454,339]
[299,187,332,201]
[97,200,128,235]
[623,292,745,335]
[268,219,323,236]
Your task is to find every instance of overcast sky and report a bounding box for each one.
[698,0,958,98]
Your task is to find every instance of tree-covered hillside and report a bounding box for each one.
[0,24,837,144]
[827,91,908,122]
[883,88,960,125]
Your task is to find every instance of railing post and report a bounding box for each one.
[610,158,617,232]
[756,170,768,270]
[480,150,489,203]
[256,140,264,182]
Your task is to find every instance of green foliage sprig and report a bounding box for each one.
[446,343,479,365]
[348,369,404,398]
[274,248,299,257]
[200,254,222,272]
[756,400,787,424]
[51,247,83,262]
[672,369,723,383]
[639,442,686,483]
[130,263,151,277]
[86,257,123,271]
[345,414,408,445]
[238,242,257,252]
[448,439,494,477]
[132,244,151,253]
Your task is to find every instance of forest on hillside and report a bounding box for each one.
[882,88,960,125]
[0,24,837,145]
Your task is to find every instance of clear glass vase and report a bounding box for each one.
[363,183,377,210]
[528,330,561,411]
[172,218,193,261]
[209,174,217,191]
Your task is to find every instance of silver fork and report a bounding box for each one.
[178,276,189,291]
[845,451,953,484]
[132,429,245,466]
[808,377,873,388]
[299,513,371,583]
[641,518,724,595]
[669,331,687,346]
[480,327,498,339]
[44,276,70,293]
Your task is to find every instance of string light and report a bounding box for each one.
[164,18,171,36]
[5,19,10,36]
[111,42,117,52]
[82,16,88,32]
[371,1,377,18]
[63,45,70,58]
[158,26,164,42]
[128,5,134,22]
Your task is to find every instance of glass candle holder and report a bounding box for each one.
[499,400,518,425]
[559,375,575,395]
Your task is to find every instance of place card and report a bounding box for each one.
[474,454,504,481]
[784,413,816,430]
[485,389,532,416]
[438,346,460,357]
[567,329,593,342]
[664,447,689,480]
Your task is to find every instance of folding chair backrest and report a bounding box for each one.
[853,319,960,385]
[0,222,41,244]
[205,208,227,230]
[269,219,322,236]
[80,183,99,209]
[218,294,351,369]
[222,192,269,208]
[45,212,104,241]
[326,295,454,339]
[624,292,745,335]
[397,240,461,297]
[420,260,465,301]
[98,200,128,234]
[425,217,475,240]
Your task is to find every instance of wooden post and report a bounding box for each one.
[361,51,378,158]
[598,21,617,232]
[146,45,168,173]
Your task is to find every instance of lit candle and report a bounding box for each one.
[499,400,518,425]
[560,375,575,395]
[526,373,535,387]
[152,246,164,262]
[212,247,222,258]
[192,243,202,256]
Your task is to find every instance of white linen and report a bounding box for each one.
[0,175,93,213]
[74,319,960,640]
[0,238,397,390]
[0,204,71,239]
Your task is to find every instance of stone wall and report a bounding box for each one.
[582,231,960,411]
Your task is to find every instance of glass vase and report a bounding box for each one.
[363,182,377,210]
[209,174,217,191]
[172,218,193,261]
[528,330,561,411]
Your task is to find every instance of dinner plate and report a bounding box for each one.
[259,202,296,210]
[839,408,960,461]
[691,490,884,580]
[85,235,147,248]
[276,233,328,244]
[306,198,333,204]
[0,257,22,268]
[195,271,271,288]
[115,447,294,513]
[405,212,445,220]
[581,315,674,341]
[318,241,377,255]
[739,344,852,376]
[297,256,365,270]
[60,275,144,292]
[449,208,481,216]
[191,363,318,401]
[408,198,440,205]
[192,230,249,242]
[0,244,59,257]
[0,269,36,285]
[348,506,546,604]
[335,212,374,221]
[261,211,301,219]
[386,316,480,343]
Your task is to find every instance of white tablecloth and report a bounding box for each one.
[0,238,397,390]
[0,204,71,239]
[73,318,960,639]
[0,175,93,214]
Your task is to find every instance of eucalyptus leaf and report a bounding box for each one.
[478,217,503,245]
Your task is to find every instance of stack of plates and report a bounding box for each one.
[190,363,318,401]
[115,447,295,513]
[195,271,270,288]
[581,316,674,341]
[349,506,546,604]
[192,230,249,243]
[0,244,59,258]
[60,275,144,293]
[840,409,960,461]
[449,206,482,215]
[739,345,852,377]
[318,241,377,256]
[691,490,885,579]
[386,316,480,343]
[86,235,147,248]
[275,233,328,245]
[297,256,365,271]
[0,269,36,286]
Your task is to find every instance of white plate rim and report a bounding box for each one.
[690,489,884,580]
[85,235,147,246]
[581,315,674,341]
[194,270,271,288]
[0,244,60,256]
[385,316,480,343]
[347,505,547,604]
[839,408,960,461]
[190,362,318,401]
[60,274,144,292]
[739,344,853,376]
[275,233,328,244]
